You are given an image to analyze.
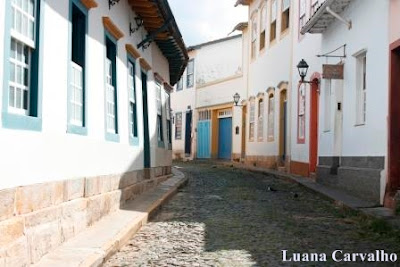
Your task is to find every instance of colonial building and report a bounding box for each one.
[233,0,396,207]
[0,0,187,265]
[299,0,390,205]
[171,34,245,160]
[235,0,293,171]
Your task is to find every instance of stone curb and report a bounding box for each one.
[33,168,187,267]
[214,161,395,220]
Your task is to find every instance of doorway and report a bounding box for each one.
[309,79,320,173]
[141,71,150,168]
[218,117,232,159]
[185,110,192,156]
[387,40,400,203]
[197,110,211,159]
[241,104,247,160]
[279,90,287,164]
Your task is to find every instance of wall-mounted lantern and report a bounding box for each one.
[130,17,144,35]
[233,93,241,106]
[108,0,120,10]
[297,59,319,84]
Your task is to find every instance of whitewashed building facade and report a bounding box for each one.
[0,0,187,264]
[171,35,245,161]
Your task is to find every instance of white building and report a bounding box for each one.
[299,0,389,205]
[171,35,245,160]
[0,0,187,265]
[235,0,293,170]
[235,0,393,206]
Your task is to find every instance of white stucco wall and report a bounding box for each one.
[195,36,243,86]
[171,51,196,158]
[0,0,173,190]
[245,0,292,158]
[290,0,322,164]
[318,0,389,158]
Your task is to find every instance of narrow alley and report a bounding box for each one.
[105,162,400,266]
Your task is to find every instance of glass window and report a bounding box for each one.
[298,84,306,141]
[175,112,182,140]
[268,94,275,140]
[8,0,37,116]
[258,99,264,140]
[260,7,266,50]
[249,99,255,140]
[156,82,163,142]
[187,59,194,88]
[128,61,138,137]
[69,4,86,127]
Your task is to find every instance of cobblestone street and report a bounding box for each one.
[105,162,400,266]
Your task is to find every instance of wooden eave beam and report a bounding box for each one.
[80,0,98,9]
[126,44,141,59]
[102,17,124,40]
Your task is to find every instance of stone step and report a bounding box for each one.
[33,169,187,267]
[277,166,287,173]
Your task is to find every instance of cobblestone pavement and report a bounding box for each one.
[105,162,400,267]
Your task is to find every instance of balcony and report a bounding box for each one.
[301,0,353,34]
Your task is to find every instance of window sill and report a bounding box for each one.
[354,123,366,127]
[269,40,277,48]
[105,132,120,143]
[67,124,87,136]
[2,112,42,131]
[158,140,165,148]
[129,136,139,146]
[280,28,290,40]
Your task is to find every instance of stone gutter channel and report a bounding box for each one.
[33,168,188,267]
[214,161,399,225]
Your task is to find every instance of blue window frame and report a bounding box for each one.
[104,31,119,142]
[127,55,139,146]
[156,81,164,148]
[67,0,88,135]
[2,0,44,131]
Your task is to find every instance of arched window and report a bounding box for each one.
[249,98,255,141]
[258,98,264,140]
[268,93,275,141]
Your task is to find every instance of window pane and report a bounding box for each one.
[271,0,277,21]
[10,62,15,82]
[23,89,28,110]
[9,86,15,107]
[283,0,290,10]
[16,88,22,108]
[187,60,194,74]
[23,66,29,86]
[28,0,34,16]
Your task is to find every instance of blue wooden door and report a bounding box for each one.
[218,118,232,159]
[197,121,211,158]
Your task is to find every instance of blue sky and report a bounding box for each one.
[169,0,248,47]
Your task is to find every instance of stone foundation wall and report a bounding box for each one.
[244,155,278,169]
[0,166,172,266]
[290,161,310,177]
[232,153,241,162]
[317,156,384,204]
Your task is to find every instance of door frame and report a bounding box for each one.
[279,87,287,164]
[141,71,150,168]
[218,116,233,159]
[386,39,400,206]
[184,110,192,156]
